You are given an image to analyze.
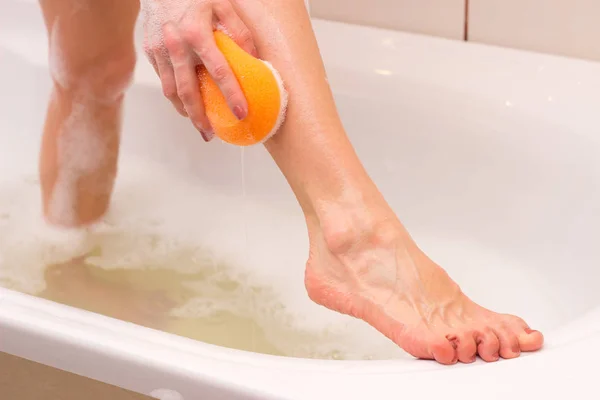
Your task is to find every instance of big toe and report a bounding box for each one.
[505,315,544,352]
[518,328,544,352]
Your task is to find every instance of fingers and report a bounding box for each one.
[142,0,253,141]
[153,49,187,118]
[213,1,257,56]
[182,6,248,121]
[163,23,214,141]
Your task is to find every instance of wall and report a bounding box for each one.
[310,0,600,62]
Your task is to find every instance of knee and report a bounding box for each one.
[89,52,136,101]
[50,46,136,102]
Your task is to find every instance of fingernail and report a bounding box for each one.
[233,105,247,120]
[179,105,189,117]
[199,129,214,142]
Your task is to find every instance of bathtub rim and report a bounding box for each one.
[1,286,598,399]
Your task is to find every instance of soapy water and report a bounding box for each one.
[0,153,408,360]
[0,147,559,359]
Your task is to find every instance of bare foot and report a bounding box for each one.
[305,219,544,364]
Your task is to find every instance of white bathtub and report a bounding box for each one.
[1,0,600,399]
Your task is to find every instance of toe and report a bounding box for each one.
[454,332,478,363]
[504,315,544,352]
[493,325,521,359]
[430,335,458,365]
[475,328,500,362]
[518,328,544,352]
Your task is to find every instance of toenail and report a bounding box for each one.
[446,334,459,349]
[512,344,521,354]
[470,355,477,363]
[524,328,536,334]
[492,352,499,360]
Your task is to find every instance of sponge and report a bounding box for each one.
[197,31,288,146]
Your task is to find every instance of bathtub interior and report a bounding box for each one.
[1,0,600,368]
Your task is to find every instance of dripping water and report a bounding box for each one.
[240,147,256,351]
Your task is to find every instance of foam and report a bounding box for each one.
[139,0,165,48]
[48,100,113,225]
[139,0,191,59]
[230,0,294,66]
[150,389,183,400]
[0,149,405,359]
[0,181,93,294]
[215,23,231,39]
[48,17,69,89]
[258,60,288,144]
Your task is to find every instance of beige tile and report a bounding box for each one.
[309,0,466,40]
[469,0,600,61]
[0,352,152,400]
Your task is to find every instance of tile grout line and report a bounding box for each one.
[464,0,470,41]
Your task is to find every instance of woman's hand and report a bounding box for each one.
[141,0,256,141]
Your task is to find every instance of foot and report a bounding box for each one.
[304,218,544,364]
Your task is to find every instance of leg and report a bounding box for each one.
[39,0,140,227]
[232,0,544,364]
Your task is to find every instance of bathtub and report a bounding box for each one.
[1,0,600,399]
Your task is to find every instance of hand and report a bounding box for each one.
[141,0,256,141]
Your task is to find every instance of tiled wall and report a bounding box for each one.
[469,0,600,61]
[310,0,466,40]
[310,0,600,62]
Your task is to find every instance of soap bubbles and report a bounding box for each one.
[150,388,184,400]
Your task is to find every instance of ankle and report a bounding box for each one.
[318,203,403,256]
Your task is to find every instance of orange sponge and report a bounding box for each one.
[198,31,287,146]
